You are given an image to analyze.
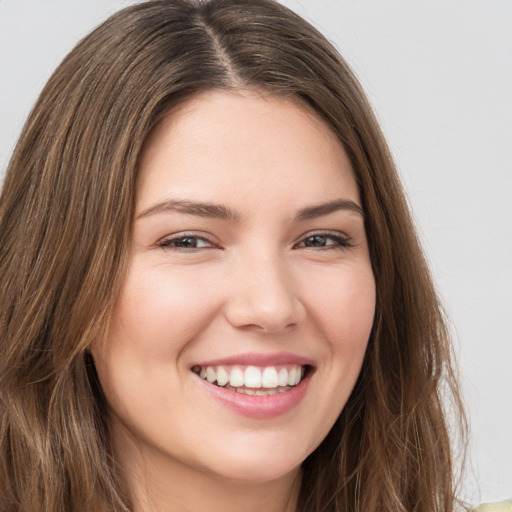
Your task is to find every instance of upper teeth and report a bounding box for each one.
[196,365,305,389]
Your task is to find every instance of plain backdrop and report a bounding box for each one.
[1,0,511,506]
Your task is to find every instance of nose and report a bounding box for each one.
[224,250,306,333]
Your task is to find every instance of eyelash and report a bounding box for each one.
[157,233,216,250]
[156,231,352,252]
[293,232,353,251]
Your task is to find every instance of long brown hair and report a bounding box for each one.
[0,1,466,510]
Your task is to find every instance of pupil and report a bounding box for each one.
[178,237,196,248]
[306,235,326,247]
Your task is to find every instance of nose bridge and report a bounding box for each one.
[225,245,304,332]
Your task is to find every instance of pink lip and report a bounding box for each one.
[191,352,314,419]
[194,370,313,420]
[192,351,314,368]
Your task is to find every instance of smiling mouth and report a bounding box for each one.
[191,364,310,396]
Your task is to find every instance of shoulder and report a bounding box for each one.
[474,501,512,512]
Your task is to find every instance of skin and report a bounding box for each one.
[92,89,376,512]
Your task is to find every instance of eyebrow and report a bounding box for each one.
[136,198,364,221]
[136,199,240,221]
[296,199,364,220]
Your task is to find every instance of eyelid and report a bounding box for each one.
[154,229,353,251]
[156,231,220,250]
[293,230,353,249]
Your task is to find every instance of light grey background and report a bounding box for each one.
[1,0,511,506]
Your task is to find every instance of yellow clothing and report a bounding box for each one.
[475,501,512,512]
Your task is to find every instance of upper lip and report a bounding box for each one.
[191,351,314,368]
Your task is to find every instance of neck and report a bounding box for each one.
[132,467,301,512]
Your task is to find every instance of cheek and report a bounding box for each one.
[91,262,224,411]
[91,262,223,431]
[286,262,375,453]
[107,262,223,359]
[302,262,376,353]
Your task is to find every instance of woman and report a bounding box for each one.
[0,0,469,511]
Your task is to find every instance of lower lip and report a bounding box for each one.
[195,372,311,419]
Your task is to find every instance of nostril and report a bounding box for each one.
[223,265,306,333]
[224,298,305,334]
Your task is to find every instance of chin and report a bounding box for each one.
[207,456,302,485]
[194,433,311,484]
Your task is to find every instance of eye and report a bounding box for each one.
[157,234,216,250]
[294,232,352,250]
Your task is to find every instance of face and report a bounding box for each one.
[92,90,375,487]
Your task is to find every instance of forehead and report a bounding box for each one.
[136,89,360,213]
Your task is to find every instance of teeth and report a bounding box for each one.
[278,368,289,387]
[244,366,262,388]
[235,386,291,396]
[288,367,297,386]
[238,388,256,395]
[195,364,306,390]
[206,367,216,383]
[216,366,229,387]
[261,367,278,388]
[229,367,244,387]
